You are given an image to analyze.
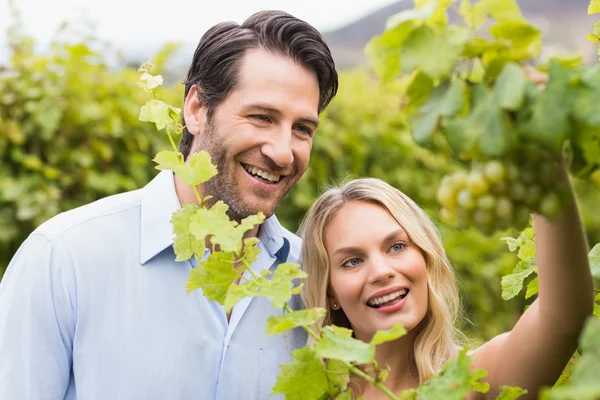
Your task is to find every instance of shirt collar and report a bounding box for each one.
[140,170,291,264]
[140,170,181,264]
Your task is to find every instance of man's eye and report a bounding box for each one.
[341,257,361,268]
[294,125,313,136]
[251,115,271,122]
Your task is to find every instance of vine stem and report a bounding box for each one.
[162,114,204,207]
[243,259,399,399]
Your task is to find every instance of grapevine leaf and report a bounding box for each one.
[139,99,181,132]
[501,260,536,300]
[385,2,436,30]
[572,67,600,127]
[494,62,527,110]
[589,243,600,279]
[406,71,434,109]
[171,204,205,261]
[459,0,488,30]
[335,389,354,400]
[555,352,580,387]
[137,72,163,93]
[495,386,528,400]
[224,262,306,311]
[173,151,218,186]
[189,201,264,254]
[243,237,261,265]
[525,276,539,299]
[365,22,417,82]
[411,348,486,399]
[326,359,351,396]
[521,60,573,152]
[581,64,600,91]
[410,80,466,145]
[483,0,524,21]
[185,251,238,303]
[401,25,469,80]
[316,326,375,364]
[590,0,600,14]
[266,308,327,335]
[153,150,182,171]
[371,322,407,345]
[399,389,417,400]
[444,89,516,157]
[272,347,329,400]
[471,368,491,393]
[489,21,541,49]
[238,213,266,234]
[517,236,536,261]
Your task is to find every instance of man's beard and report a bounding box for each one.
[194,119,297,223]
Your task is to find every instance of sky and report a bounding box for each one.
[0,0,399,62]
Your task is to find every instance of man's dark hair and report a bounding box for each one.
[179,10,338,159]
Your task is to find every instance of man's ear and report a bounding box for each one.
[183,85,208,136]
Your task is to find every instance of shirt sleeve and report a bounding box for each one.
[0,233,75,399]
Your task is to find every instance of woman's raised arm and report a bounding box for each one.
[471,160,594,399]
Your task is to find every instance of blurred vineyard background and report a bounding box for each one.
[1,1,599,343]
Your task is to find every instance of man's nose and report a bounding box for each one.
[261,128,294,168]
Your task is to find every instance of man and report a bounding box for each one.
[0,10,338,399]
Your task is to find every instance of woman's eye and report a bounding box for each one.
[342,257,361,268]
[390,242,406,252]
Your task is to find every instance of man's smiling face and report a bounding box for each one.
[187,48,320,221]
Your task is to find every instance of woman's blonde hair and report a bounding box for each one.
[298,178,464,387]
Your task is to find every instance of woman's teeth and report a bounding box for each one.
[367,289,408,307]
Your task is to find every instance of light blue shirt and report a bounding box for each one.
[0,170,306,400]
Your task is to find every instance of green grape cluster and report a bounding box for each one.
[436,145,567,235]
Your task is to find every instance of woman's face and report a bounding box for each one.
[324,201,429,342]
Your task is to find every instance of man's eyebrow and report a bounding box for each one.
[244,103,319,127]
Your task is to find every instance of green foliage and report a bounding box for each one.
[399,349,490,399]
[266,308,327,336]
[495,386,528,400]
[0,16,180,276]
[365,0,600,236]
[587,0,600,59]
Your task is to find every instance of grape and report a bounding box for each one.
[436,184,456,208]
[539,192,561,218]
[437,146,566,236]
[509,181,527,202]
[505,162,520,181]
[495,197,514,220]
[491,181,507,196]
[524,184,542,208]
[473,209,495,235]
[467,170,489,196]
[440,207,457,224]
[452,170,469,187]
[477,194,496,211]
[483,160,505,183]
[520,167,536,185]
[457,189,476,209]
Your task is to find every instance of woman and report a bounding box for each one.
[298,163,593,399]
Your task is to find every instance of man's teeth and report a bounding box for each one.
[367,289,408,307]
[243,164,281,183]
